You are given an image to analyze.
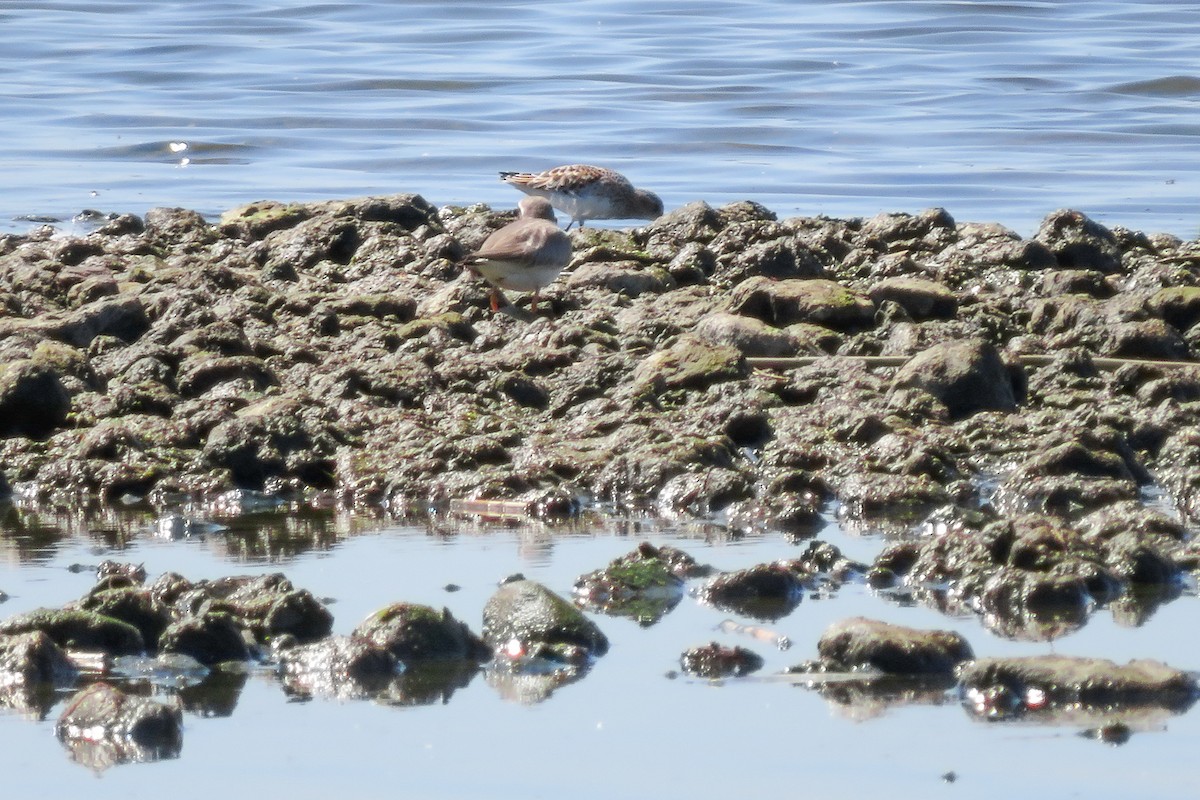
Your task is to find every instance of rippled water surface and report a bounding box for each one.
[2,0,1199,236]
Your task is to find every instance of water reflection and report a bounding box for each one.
[0,497,1195,783]
[0,498,392,565]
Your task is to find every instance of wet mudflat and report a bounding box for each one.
[0,503,1195,799]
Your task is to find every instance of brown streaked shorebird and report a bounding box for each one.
[462,196,572,312]
[499,164,663,230]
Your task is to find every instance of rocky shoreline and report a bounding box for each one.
[1,196,1198,516]
[3,195,1200,764]
[3,198,1200,610]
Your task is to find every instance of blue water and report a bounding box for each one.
[2,0,1199,237]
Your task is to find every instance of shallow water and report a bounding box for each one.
[0,503,1197,798]
[2,0,1199,237]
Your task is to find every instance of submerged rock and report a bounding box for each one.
[279,635,399,700]
[679,642,764,679]
[0,631,77,687]
[352,603,489,663]
[815,617,973,675]
[56,682,183,769]
[482,578,609,663]
[573,542,706,624]
[697,562,806,621]
[959,655,1197,717]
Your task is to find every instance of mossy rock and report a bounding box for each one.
[0,608,144,656]
[353,603,488,663]
[730,277,874,330]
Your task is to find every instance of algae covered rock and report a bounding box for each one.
[573,542,706,623]
[76,586,172,651]
[0,608,144,656]
[730,276,874,330]
[629,334,747,399]
[353,602,489,663]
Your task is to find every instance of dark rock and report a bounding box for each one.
[643,201,724,251]
[59,296,149,347]
[56,682,182,768]
[566,261,675,298]
[204,573,334,643]
[144,206,215,245]
[816,617,973,674]
[0,360,71,439]
[1041,269,1112,298]
[76,587,171,651]
[177,354,277,397]
[861,208,956,251]
[1033,209,1122,273]
[147,572,194,608]
[656,469,754,515]
[835,472,952,522]
[158,611,250,665]
[1148,286,1200,332]
[1107,320,1189,359]
[680,642,764,678]
[698,562,805,621]
[993,438,1140,517]
[0,631,77,685]
[201,398,341,490]
[352,603,489,663]
[868,277,958,320]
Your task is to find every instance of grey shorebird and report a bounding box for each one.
[499,164,663,230]
[462,196,572,312]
